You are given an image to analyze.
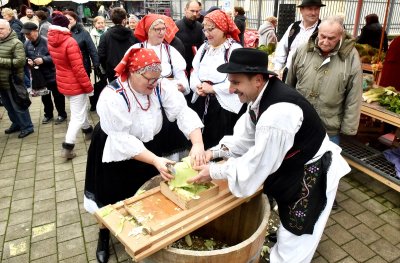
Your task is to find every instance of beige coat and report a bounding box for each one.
[286,32,363,136]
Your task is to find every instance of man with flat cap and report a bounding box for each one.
[274,0,325,81]
[189,48,350,262]
[22,22,67,125]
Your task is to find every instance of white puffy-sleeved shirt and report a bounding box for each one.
[190,39,243,114]
[273,20,319,71]
[97,78,204,163]
[132,41,190,95]
[209,83,350,197]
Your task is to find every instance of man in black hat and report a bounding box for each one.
[189,48,350,262]
[22,22,67,125]
[273,0,325,81]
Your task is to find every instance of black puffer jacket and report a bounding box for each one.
[9,18,25,43]
[24,36,56,85]
[70,23,99,75]
[98,24,138,81]
[234,15,246,46]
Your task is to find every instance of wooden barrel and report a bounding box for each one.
[139,177,270,263]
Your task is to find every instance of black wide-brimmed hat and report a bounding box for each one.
[217,48,277,75]
[297,0,326,7]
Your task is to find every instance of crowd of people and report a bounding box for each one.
[0,0,397,262]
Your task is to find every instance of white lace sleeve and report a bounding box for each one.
[210,102,303,197]
[96,86,146,162]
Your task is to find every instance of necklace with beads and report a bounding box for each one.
[127,80,151,111]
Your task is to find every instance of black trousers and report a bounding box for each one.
[42,82,67,118]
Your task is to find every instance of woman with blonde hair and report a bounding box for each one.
[190,10,244,149]
[90,15,108,48]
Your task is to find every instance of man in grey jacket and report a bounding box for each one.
[0,19,34,138]
[286,15,362,209]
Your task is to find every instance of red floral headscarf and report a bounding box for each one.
[134,14,179,44]
[205,10,240,42]
[114,48,161,82]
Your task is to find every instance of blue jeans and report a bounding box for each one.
[329,134,340,145]
[0,89,34,133]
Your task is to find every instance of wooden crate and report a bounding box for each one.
[160,181,219,210]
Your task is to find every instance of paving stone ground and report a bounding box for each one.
[0,97,399,263]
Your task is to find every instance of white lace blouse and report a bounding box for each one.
[190,39,243,114]
[97,78,203,163]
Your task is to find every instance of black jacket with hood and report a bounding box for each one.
[234,15,246,46]
[98,24,138,81]
[70,23,99,75]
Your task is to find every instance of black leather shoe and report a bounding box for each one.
[96,229,110,263]
[18,130,34,138]
[5,126,20,134]
[55,116,66,125]
[42,116,53,124]
[332,199,339,210]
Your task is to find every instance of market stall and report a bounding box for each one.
[344,0,400,192]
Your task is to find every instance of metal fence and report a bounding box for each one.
[171,0,400,36]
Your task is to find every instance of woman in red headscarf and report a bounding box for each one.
[190,10,244,149]
[133,14,189,95]
[84,47,205,263]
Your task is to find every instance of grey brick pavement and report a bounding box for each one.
[0,97,399,262]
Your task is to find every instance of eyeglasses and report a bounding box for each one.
[152,27,167,34]
[140,74,160,85]
[202,27,216,34]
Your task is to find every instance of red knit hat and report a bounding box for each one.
[114,48,161,82]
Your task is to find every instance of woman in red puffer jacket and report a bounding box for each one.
[48,14,94,160]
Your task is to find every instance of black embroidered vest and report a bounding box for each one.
[254,77,328,235]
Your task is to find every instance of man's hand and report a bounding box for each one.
[204,150,213,162]
[188,164,212,184]
[152,156,175,181]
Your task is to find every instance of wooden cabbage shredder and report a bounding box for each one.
[94,178,263,262]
